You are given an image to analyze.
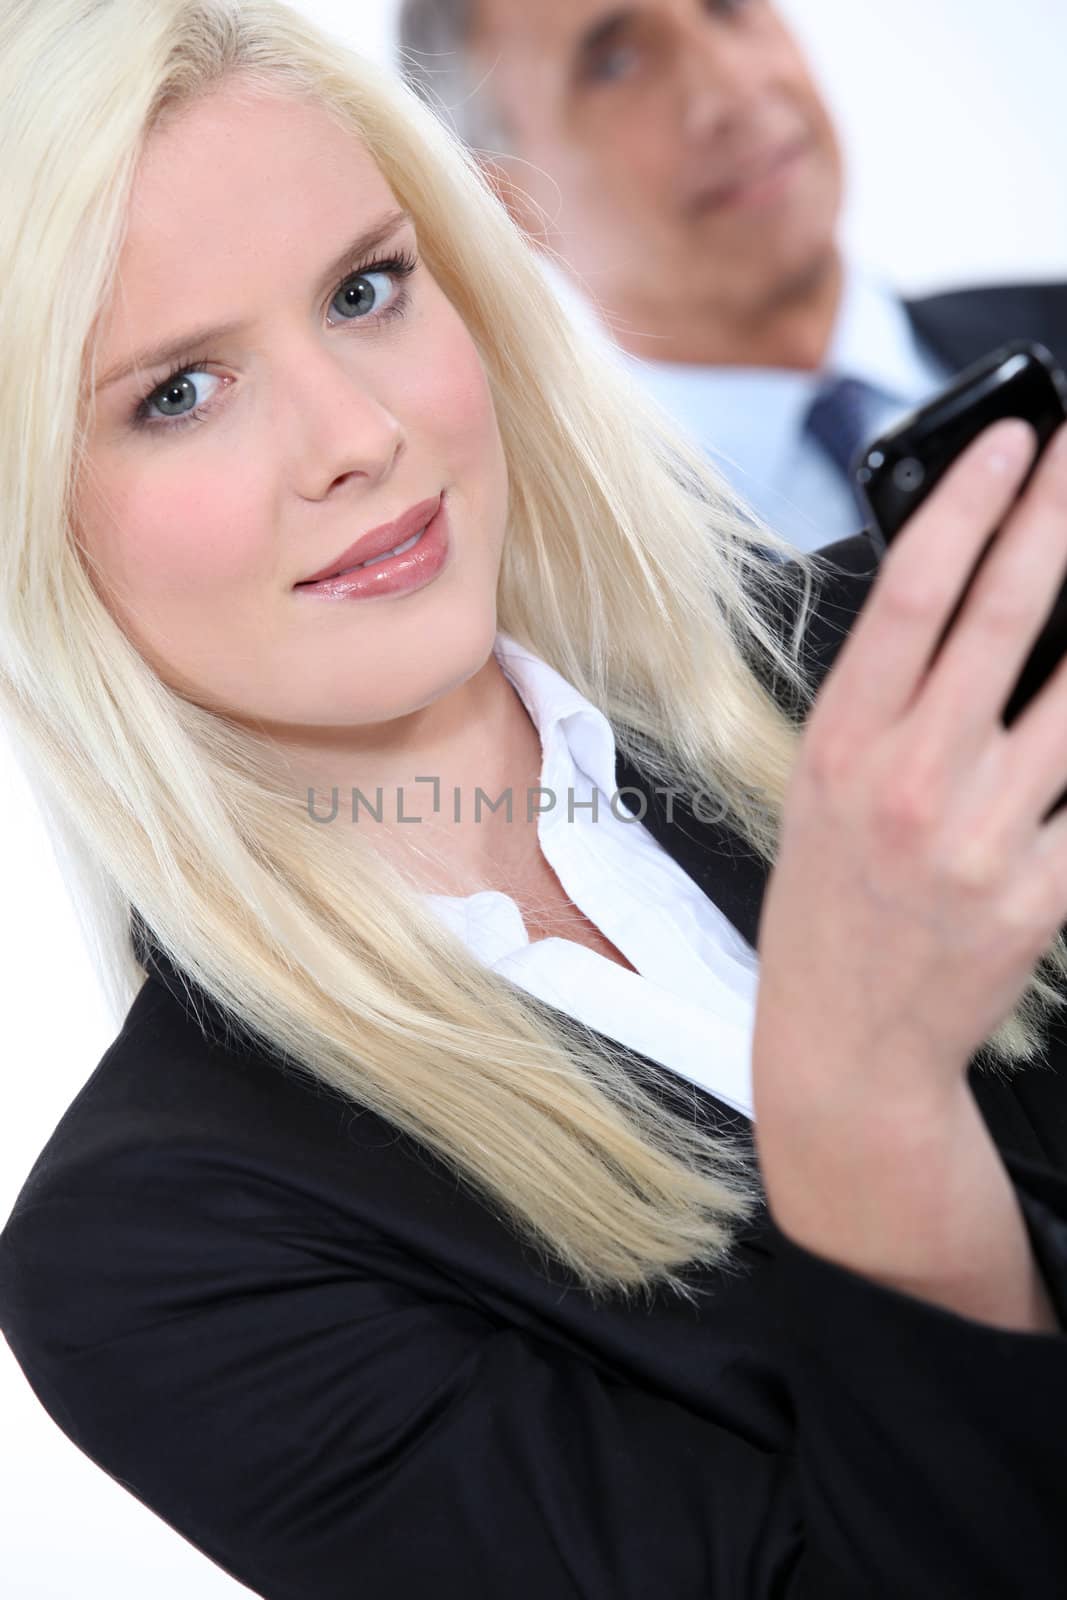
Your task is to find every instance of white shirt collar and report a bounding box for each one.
[491,631,621,804]
[423,630,763,1118]
[423,631,629,957]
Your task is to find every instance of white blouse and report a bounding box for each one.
[422,633,762,1122]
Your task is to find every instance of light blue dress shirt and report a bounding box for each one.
[622,263,956,552]
[547,258,955,554]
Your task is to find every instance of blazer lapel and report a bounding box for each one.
[608,528,885,956]
[617,756,769,951]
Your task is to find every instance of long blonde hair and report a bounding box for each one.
[3,0,1064,1305]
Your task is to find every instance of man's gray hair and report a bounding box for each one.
[395,0,514,154]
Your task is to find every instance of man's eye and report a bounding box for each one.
[588,44,641,83]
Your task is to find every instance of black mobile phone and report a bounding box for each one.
[852,340,1067,730]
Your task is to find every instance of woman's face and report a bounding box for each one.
[81,84,510,740]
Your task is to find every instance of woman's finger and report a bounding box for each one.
[811,419,1039,742]
[903,421,1067,768]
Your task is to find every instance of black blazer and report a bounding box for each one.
[3,533,1067,1600]
[904,277,1067,377]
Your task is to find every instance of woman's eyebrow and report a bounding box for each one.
[94,206,414,392]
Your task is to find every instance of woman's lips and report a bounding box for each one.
[292,493,451,600]
[296,492,443,585]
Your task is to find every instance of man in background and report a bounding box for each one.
[396,0,1067,552]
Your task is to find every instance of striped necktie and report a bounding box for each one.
[803,374,881,524]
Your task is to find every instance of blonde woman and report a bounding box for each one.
[1,2,1066,1595]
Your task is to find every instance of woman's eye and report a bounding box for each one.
[142,369,221,424]
[132,253,416,433]
[329,269,400,322]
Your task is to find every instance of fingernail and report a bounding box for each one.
[985,418,1035,475]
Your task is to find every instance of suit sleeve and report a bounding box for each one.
[765,1144,1067,1596]
[1,1138,1066,1600]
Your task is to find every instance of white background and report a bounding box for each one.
[3,1,1066,1595]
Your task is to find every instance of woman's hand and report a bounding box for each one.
[751,415,1067,1331]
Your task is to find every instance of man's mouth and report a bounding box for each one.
[691,136,811,213]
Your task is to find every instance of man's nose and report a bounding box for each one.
[678,26,764,138]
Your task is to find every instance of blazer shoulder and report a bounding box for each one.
[905,278,1067,372]
[0,977,798,1600]
[909,278,1067,317]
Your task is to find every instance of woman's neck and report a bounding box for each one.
[269,648,550,899]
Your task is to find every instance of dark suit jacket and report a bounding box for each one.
[904,278,1067,378]
[3,534,1067,1600]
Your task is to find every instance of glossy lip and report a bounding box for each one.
[293,494,451,600]
[692,136,810,213]
[295,492,443,586]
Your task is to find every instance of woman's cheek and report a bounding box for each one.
[96,469,266,601]
[408,311,501,464]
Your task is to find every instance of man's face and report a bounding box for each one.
[474,0,844,332]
